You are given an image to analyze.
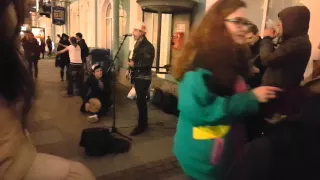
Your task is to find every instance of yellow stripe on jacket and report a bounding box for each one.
[193,126,231,140]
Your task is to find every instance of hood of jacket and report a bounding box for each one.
[278,6,310,39]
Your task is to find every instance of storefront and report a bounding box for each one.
[63,0,320,89]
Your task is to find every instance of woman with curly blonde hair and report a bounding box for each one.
[172,0,281,179]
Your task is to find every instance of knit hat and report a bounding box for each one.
[133,22,147,32]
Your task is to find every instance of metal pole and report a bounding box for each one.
[156,12,162,73]
[112,0,120,64]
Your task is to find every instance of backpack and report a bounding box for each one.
[150,88,179,117]
[79,128,131,157]
[162,92,179,116]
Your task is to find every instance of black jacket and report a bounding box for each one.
[260,6,311,89]
[78,39,89,60]
[247,37,265,88]
[82,75,111,103]
[132,36,155,80]
[57,39,71,65]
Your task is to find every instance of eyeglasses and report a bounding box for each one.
[225,18,251,26]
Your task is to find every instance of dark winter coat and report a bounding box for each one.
[57,38,71,67]
[247,37,265,88]
[81,75,111,104]
[22,38,40,61]
[260,6,311,90]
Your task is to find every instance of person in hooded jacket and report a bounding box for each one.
[261,6,311,89]
[259,5,311,135]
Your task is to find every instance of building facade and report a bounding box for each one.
[36,0,320,92]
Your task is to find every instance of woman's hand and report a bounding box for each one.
[251,86,282,103]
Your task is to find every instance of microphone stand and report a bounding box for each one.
[106,35,132,140]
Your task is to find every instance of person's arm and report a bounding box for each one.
[192,91,258,126]
[58,43,68,48]
[260,36,304,67]
[180,72,259,126]
[56,46,69,55]
[133,43,155,70]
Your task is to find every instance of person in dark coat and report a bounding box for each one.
[244,23,268,142]
[80,64,112,122]
[75,32,89,63]
[45,36,52,57]
[245,23,265,89]
[57,33,70,81]
[40,38,46,58]
[260,6,311,89]
[260,6,311,120]
[128,22,155,136]
[22,32,41,79]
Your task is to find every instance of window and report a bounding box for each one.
[106,3,112,49]
[119,8,127,38]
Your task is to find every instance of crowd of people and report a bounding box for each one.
[172,1,319,180]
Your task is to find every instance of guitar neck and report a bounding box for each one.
[128,50,132,62]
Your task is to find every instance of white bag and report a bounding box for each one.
[127,87,136,99]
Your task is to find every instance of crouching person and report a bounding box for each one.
[81,64,112,122]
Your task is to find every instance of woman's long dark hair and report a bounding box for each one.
[0,0,35,128]
[172,0,250,96]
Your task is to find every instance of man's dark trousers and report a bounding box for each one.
[135,79,151,129]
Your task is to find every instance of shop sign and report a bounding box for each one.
[176,23,186,33]
[52,6,65,25]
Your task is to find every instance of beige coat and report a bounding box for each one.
[0,103,96,180]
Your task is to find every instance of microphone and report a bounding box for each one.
[123,33,132,37]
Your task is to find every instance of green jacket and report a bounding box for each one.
[173,68,259,180]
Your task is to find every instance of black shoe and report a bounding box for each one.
[130,126,147,136]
